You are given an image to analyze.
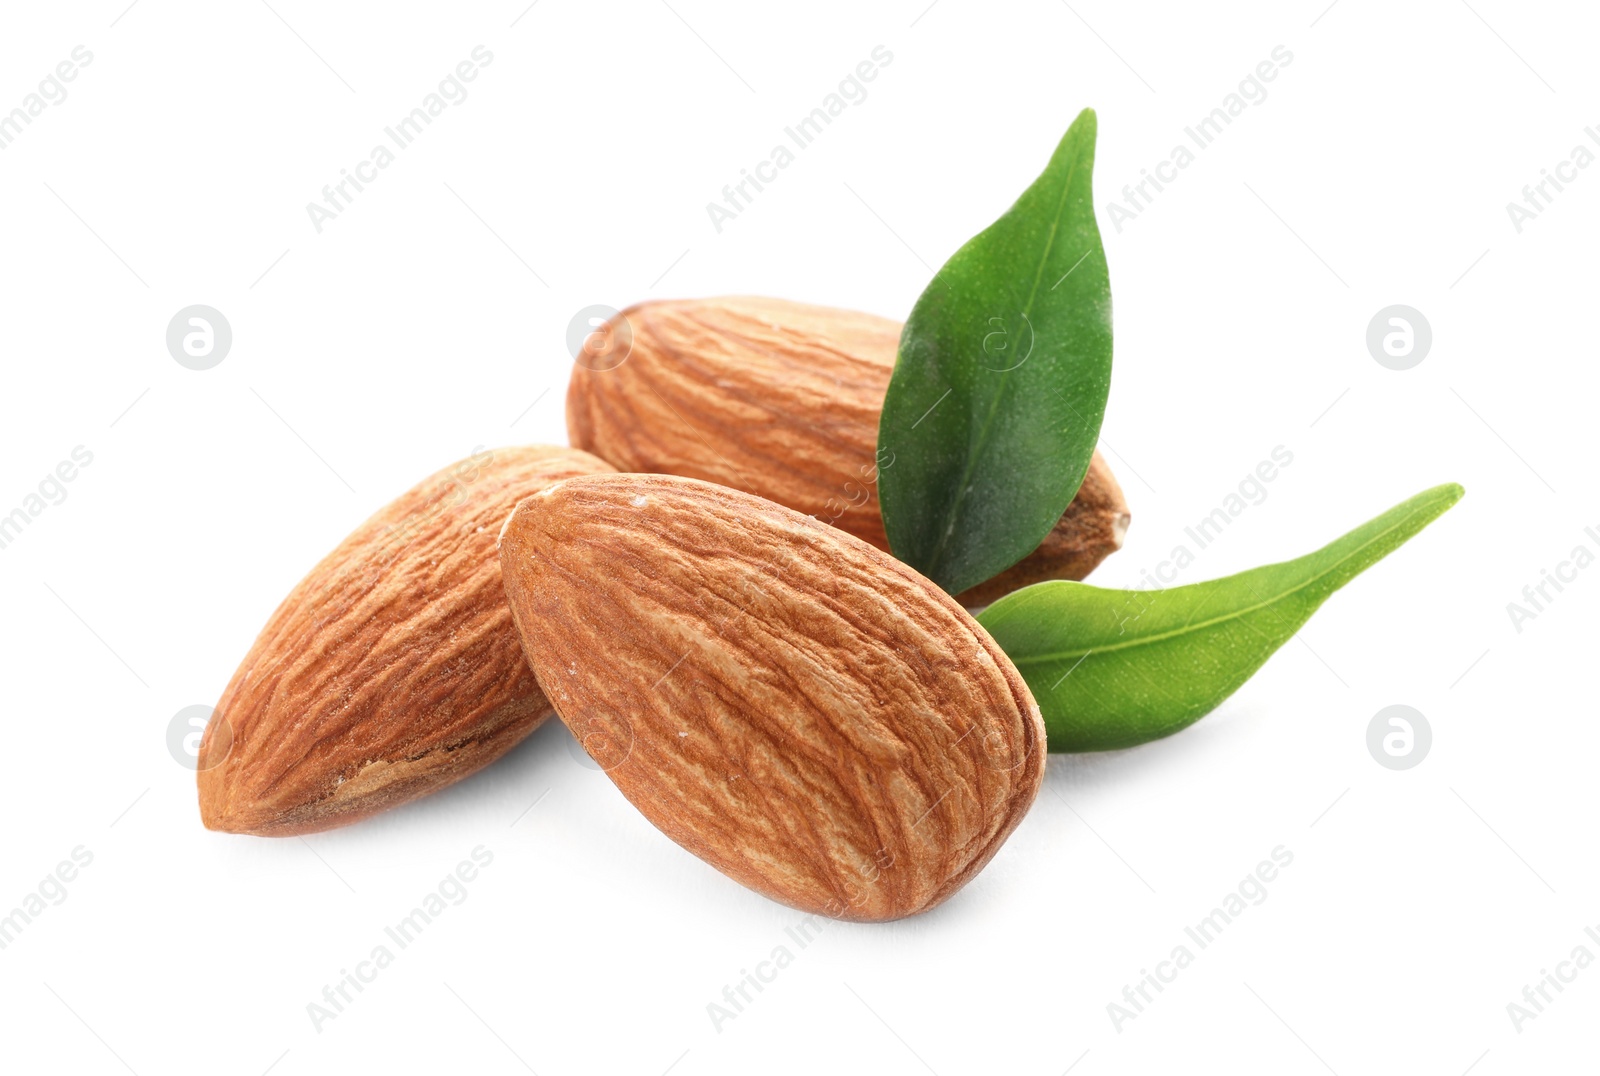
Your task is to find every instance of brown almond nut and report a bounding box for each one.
[497,473,1046,921]
[565,295,1131,605]
[199,445,615,836]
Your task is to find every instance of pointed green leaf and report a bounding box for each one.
[977,484,1465,752]
[878,108,1112,596]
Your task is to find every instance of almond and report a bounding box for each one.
[565,295,1130,605]
[199,445,614,836]
[498,473,1045,921]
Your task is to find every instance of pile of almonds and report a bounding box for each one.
[199,297,1131,921]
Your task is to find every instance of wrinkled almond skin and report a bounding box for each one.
[199,445,614,836]
[566,295,1130,605]
[498,473,1046,921]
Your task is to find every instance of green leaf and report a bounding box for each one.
[977,484,1465,752]
[878,108,1113,596]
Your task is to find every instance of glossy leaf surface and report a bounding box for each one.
[879,109,1112,596]
[978,484,1464,751]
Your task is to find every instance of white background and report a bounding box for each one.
[1,1,1595,1073]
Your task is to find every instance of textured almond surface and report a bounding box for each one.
[566,295,1130,604]
[199,445,614,836]
[498,473,1046,920]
